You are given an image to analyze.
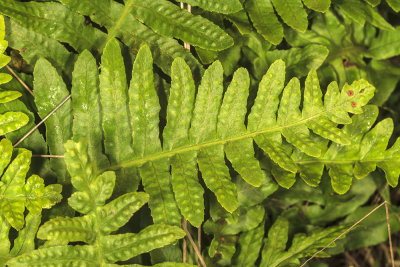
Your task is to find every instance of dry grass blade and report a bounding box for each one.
[6,65,34,97]
[385,202,395,267]
[300,201,389,266]
[32,154,64,158]
[182,220,207,267]
[182,218,187,263]
[13,94,71,147]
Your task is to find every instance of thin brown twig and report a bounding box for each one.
[198,225,201,267]
[6,65,34,97]
[344,251,360,267]
[182,218,187,263]
[13,94,71,147]
[385,202,395,267]
[32,154,64,158]
[300,201,387,267]
[182,220,207,267]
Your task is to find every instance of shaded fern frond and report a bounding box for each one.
[260,216,347,266]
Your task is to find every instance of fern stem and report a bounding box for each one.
[197,226,201,267]
[32,154,64,158]
[6,65,34,97]
[182,219,207,267]
[13,94,71,147]
[182,218,187,263]
[385,202,395,267]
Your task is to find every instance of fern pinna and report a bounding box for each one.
[32,37,399,228]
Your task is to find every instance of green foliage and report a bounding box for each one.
[2,2,400,266]
[0,15,28,136]
[7,140,185,266]
[260,216,347,266]
[286,10,400,106]
[0,138,62,230]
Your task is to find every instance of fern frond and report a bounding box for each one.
[57,0,203,74]
[99,39,138,193]
[71,50,109,172]
[50,39,394,225]
[233,221,264,266]
[33,58,72,184]
[130,0,233,51]
[290,105,400,193]
[0,139,62,230]
[260,216,347,266]
[0,213,41,265]
[0,15,29,136]
[0,0,107,54]
[5,18,76,79]
[14,140,185,266]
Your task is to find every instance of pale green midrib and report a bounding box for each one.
[74,159,104,266]
[102,0,135,49]
[107,106,399,171]
[297,158,400,164]
[107,111,325,170]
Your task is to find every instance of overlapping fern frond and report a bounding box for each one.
[1,0,397,80]
[32,37,400,228]
[0,15,28,136]
[7,140,186,266]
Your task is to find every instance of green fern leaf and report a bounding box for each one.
[130,45,181,226]
[71,50,109,172]
[173,0,242,14]
[129,263,197,267]
[233,222,265,266]
[4,18,76,79]
[101,224,185,262]
[245,0,283,45]
[302,0,331,12]
[271,0,308,32]
[98,191,149,234]
[100,39,139,193]
[335,0,394,31]
[0,213,41,265]
[8,245,100,267]
[33,58,72,184]
[130,0,233,51]
[387,0,400,11]
[291,105,400,193]
[0,0,107,53]
[0,91,21,104]
[58,0,203,74]
[163,58,204,227]
[261,216,347,266]
[10,213,42,257]
[0,139,62,230]
[28,140,185,266]
[0,15,29,136]
[190,61,238,213]
[218,68,264,187]
[0,112,29,136]
[365,0,381,6]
